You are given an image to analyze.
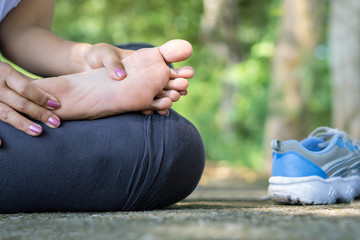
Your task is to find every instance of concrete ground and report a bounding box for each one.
[1,164,360,240]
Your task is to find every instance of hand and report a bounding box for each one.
[0,62,61,146]
[83,43,134,80]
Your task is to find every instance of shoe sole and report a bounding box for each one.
[268,176,360,205]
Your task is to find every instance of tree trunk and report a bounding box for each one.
[329,0,360,137]
[263,0,320,173]
[201,0,241,134]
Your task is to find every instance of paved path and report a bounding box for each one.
[1,169,360,240]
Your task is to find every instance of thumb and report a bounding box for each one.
[103,54,127,80]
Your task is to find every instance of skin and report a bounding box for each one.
[0,0,192,141]
[33,40,194,120]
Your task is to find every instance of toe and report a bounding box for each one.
[156,90,181,102]
[164,78,189,91]
[151,97,172,111]
[156,109,170,116]
[158,39,193,63]
[170,66,195,79]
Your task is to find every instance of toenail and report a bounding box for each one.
[180,90,188,96]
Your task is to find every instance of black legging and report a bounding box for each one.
[0,44,205,213]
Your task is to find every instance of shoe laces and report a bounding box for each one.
[309,126,360,150]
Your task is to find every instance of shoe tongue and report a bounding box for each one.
[300,137,327,151]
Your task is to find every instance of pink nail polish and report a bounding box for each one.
[47,100,60,109]
[180,90,188,95]
[48,117,60,127]
[29,125,42,134]
[114,68,126,79]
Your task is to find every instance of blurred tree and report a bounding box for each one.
[263,0,325,171]
[198,0,274,167]
[201,0,242,135]
[329,0,360,137]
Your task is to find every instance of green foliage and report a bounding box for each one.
[186,42,272,168]
[53,0,203,47]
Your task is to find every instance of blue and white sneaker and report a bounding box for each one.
[268,126,360,204]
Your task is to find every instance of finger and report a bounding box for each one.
[0,102,43,136]
[5,69,60,110]
[164,78,189,91]
[155,90,181,102]
[169,66,195,79]
[0,90,61,129]
[102,52,127,80]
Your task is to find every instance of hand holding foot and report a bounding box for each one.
[83,43,134,80]
[33,40,194,120]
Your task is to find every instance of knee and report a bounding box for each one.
[146,111,206,209]
[97,111,205,211]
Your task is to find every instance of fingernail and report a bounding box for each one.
[165,111,170,116]
[114,68,126,79]
[47,100,60,109]
[29,124,42,134]
[48,117,60,128]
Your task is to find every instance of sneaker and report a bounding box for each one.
[268,126,360,204]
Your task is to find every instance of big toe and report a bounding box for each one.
[158,39,193,63]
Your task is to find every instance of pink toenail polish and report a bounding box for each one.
[29,124,42,134]
[114,68,126,79]
[48,117,60,128]
[180,90,188,95]
[47,100,60,109]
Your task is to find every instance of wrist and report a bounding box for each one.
[70,42,92,73]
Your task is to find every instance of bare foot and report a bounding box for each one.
[142,65,194,115]
[33,40,193,120]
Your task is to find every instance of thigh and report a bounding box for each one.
[0,110,205,212]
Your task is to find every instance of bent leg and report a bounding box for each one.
[0,109,205,213]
